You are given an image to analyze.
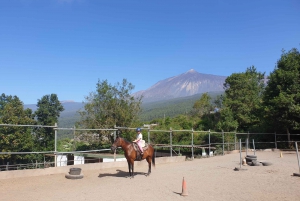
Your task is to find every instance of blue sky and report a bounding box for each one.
[1,0,299,104]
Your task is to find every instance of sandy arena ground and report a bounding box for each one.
[1,151,300,201]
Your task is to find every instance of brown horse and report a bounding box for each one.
[111,137,155,178]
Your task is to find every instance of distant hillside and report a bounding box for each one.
[24,92,223,138]
[23,69,227,138]
[24,101,85,118]
[140,91,224,121]
[24,102,84,139]
[133,69,226,102]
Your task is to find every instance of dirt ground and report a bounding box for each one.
[1,151,300,201]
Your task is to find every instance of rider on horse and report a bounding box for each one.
[133,127,144,155]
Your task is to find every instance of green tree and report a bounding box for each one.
[172,115,193,130]
[191,93,224,131]
[34,94,64,151]
[191,93,213,117]
[216,107,238,132]
[263,48,300,137]
[78,79,142,141]
[221,66,265,132]
[214,95,224,109]
[0,94,36,164]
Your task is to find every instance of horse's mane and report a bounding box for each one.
[118,137,132,144]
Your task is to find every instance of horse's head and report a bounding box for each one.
[111,136,121,152]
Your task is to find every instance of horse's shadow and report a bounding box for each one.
[98,169,148,178]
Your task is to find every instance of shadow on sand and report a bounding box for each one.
[98,169,148,178]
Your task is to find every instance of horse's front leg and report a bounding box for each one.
[127,161,132,177]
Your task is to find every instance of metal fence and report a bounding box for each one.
[114,126,300,157]
[0,123,299,171]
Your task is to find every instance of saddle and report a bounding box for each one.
[133,141,148,161]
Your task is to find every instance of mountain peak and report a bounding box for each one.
[133,69,227,103]
[186,69,197,73]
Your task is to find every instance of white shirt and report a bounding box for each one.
[136,133,143,141]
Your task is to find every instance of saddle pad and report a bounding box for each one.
[141,140,145,147]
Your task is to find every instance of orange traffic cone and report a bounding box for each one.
[181,177,188,196]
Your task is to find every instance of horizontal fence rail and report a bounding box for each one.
[1,123,300,171]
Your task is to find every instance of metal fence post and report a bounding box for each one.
[246,138,248,156]
[295,142,300,174]
[73,126,76,151]
[113,128,116,140]
[209,129,211,157]
[239,139,242,169]
[191,128,194,159]
[170,128,172,157]
[113,128,116,162]
[234,132,237,150]
[54,123,57,167]
[222,130,224,155]
[275,132,277,149]
[246,131,249,156]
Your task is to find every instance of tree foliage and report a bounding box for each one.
[191,93,212,117]
[0,93,64,165]
[34,94,64,151]
[216,107,238,132]
[220,66,265,132]
[78,79,142,129]
[263,48,300,133]
[0,94,36,164]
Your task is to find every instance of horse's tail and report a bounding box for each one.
[152,146,155,167]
